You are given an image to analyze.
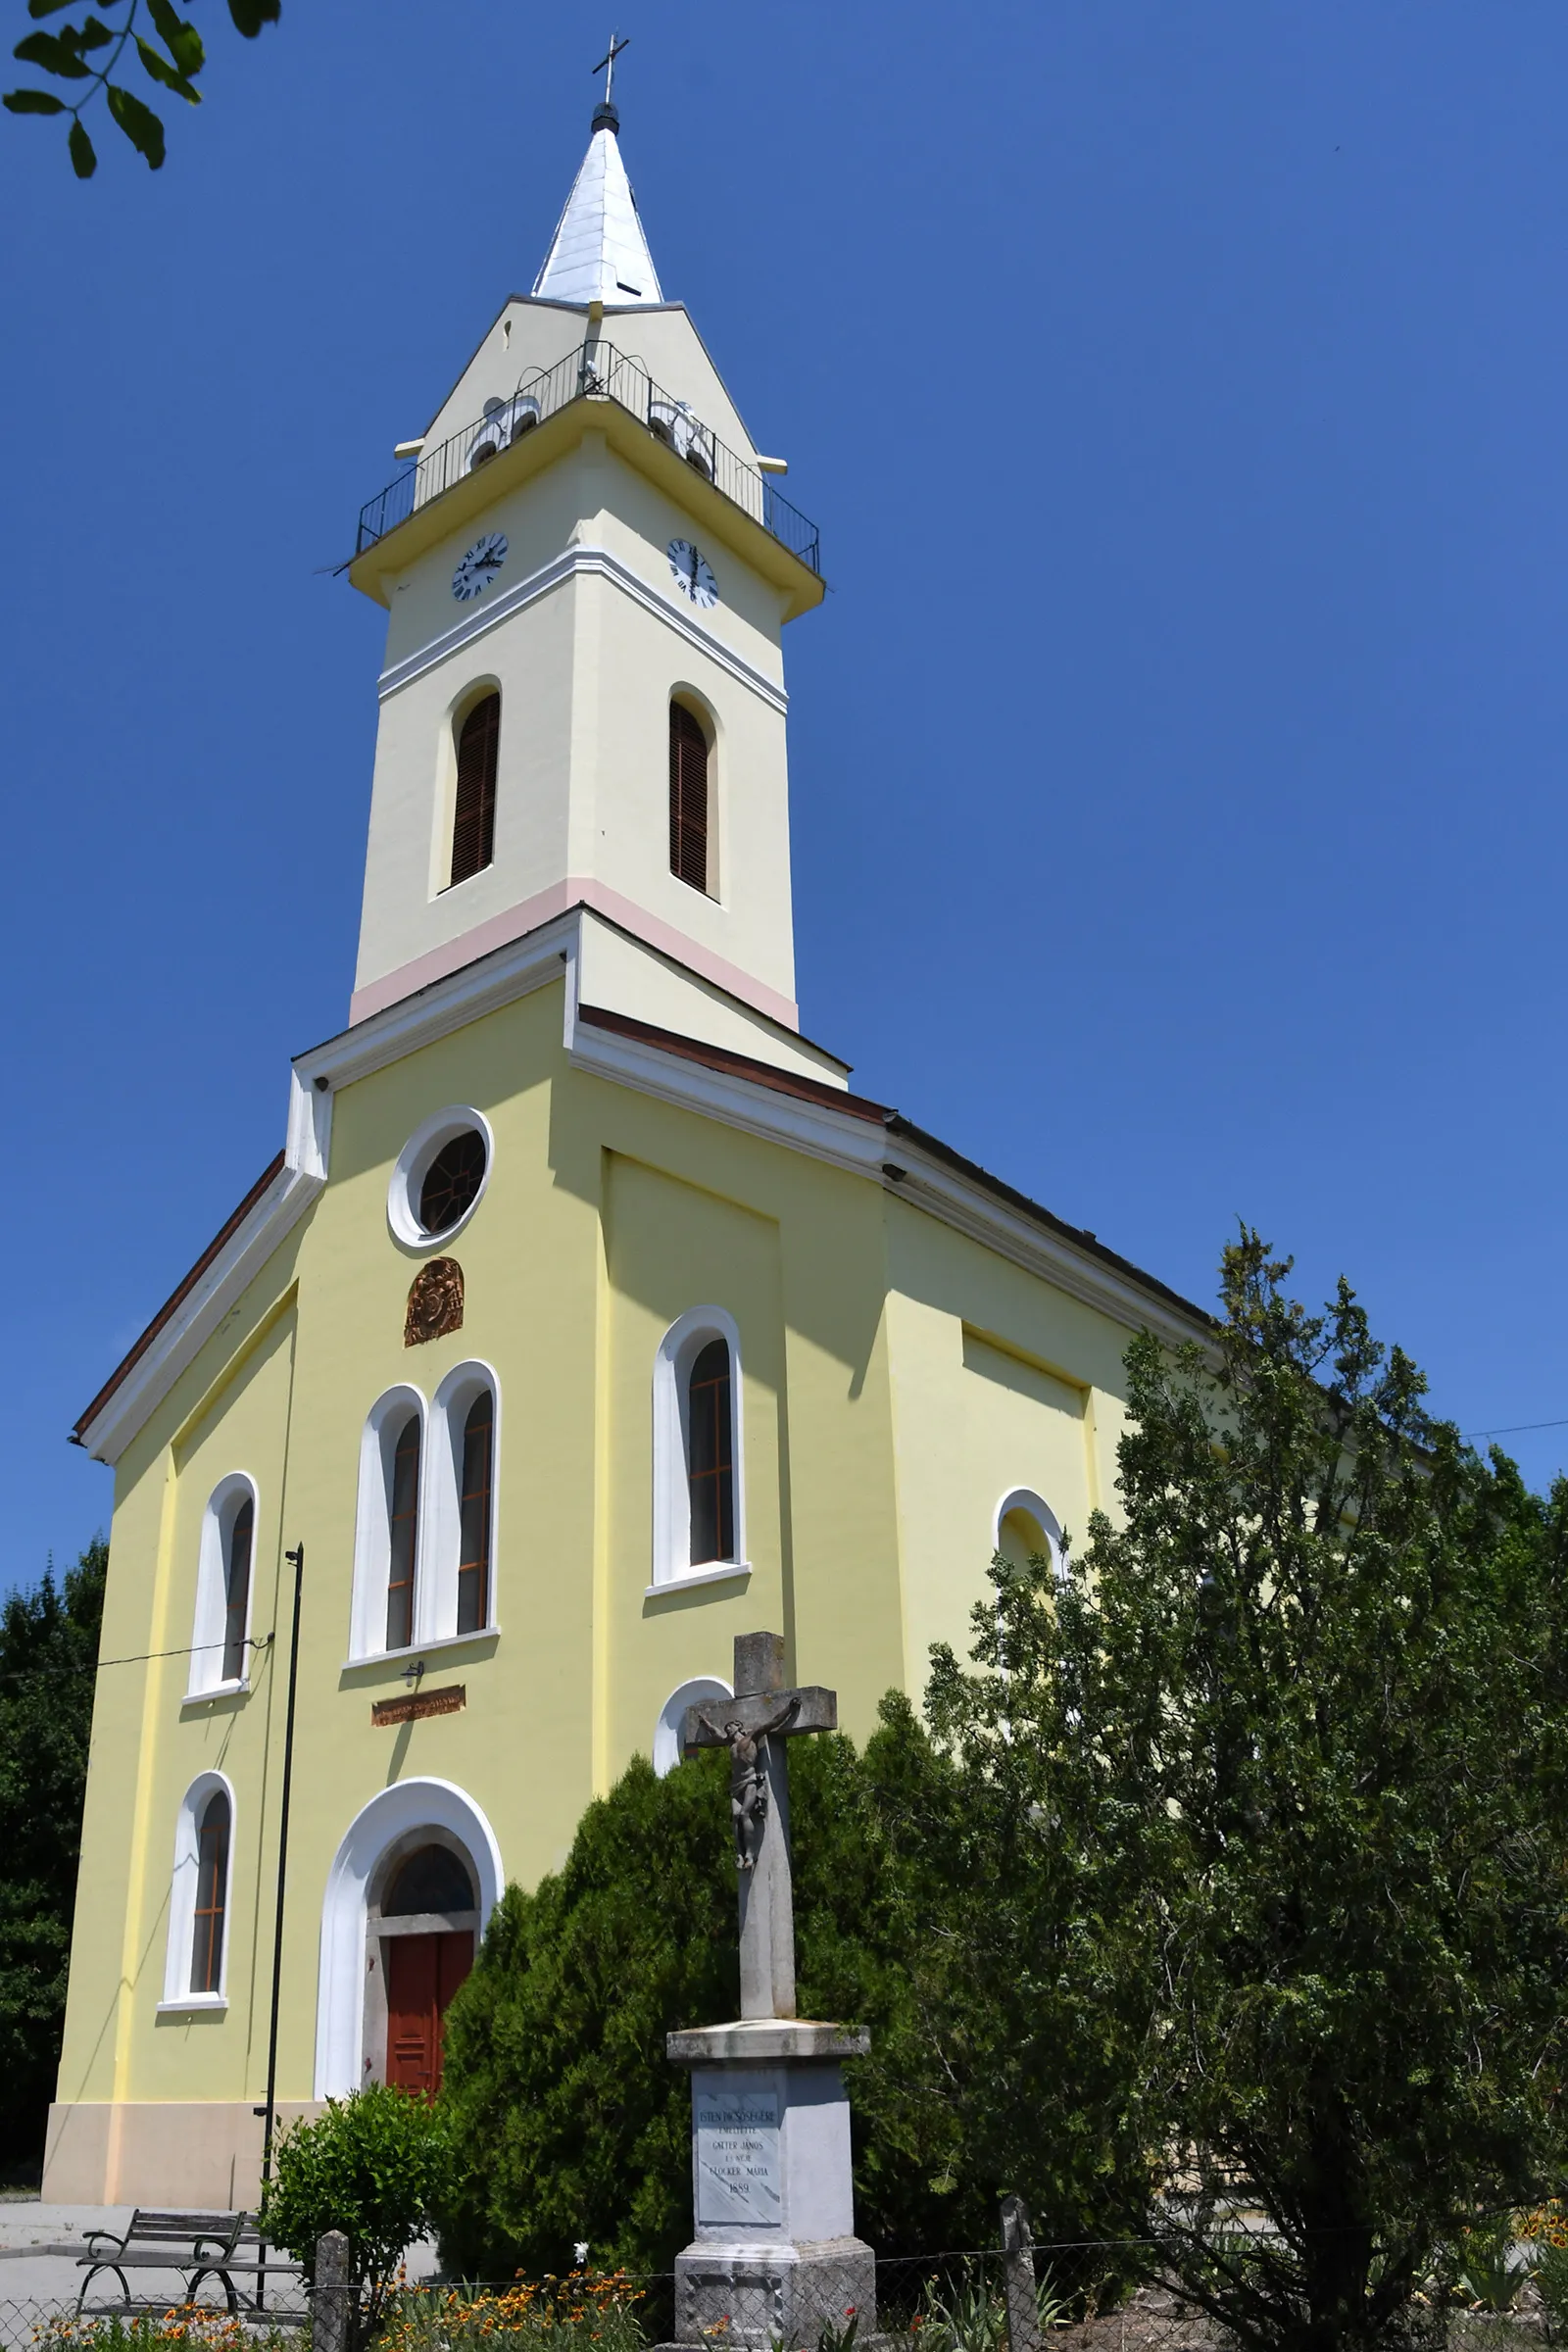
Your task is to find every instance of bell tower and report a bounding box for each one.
[345,87,825,1042]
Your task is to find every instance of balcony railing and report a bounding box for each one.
[355,339,821,575]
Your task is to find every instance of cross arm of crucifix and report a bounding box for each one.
[683,1686,837,1756]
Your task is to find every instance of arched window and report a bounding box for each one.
[386,1414,421,1651]
[668,702,710,893]
[993,1488,1065,1582]
[351,1389,427,1661]
[651,1308,748,1588]
[653,1675,733,1778]
[222,1497,253,1684]
[192,1788,230,1993]
[687,1339,735,1565]
[450,692,500,887]
[383,1842,476,1918]
[429,1363,501,1640]
[163,1772,236,2009]
[188,1475,258,1698]
[456,1393,493,1635]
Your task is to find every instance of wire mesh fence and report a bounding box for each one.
[0,2240,1558,2352]
[0,2257,315,2351]
[0,2298,309,2352]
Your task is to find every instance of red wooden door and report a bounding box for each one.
[385,1930,473,2093]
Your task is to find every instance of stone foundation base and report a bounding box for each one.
[43,2102,323,2206]
[672,2235,876,2349]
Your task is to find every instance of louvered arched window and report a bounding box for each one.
[191,1788,230,1994]
[668,702,710,893]
[450,692,500,886]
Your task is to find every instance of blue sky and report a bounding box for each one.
[3,0,1565,1597]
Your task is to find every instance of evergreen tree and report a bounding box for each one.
[0,1538,107,2165]
[926,1234,1568,2352]
[436,1721,982,2278]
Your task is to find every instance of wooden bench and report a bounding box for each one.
[76,2210,306,2317]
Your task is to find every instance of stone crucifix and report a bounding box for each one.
[684,1632,837,2022]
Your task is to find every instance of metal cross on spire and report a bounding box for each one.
[592,31,629,109]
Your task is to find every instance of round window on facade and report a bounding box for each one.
[388,1106,494,1250]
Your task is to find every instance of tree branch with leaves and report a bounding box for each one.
[5,0,278,176]
[927,1231,1568,2352]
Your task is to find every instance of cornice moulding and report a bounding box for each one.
[377,542,789,715]
[564,1005,890,1180]
[78,1164,319,1464]
[300,915,575,1096]
[884,1152,1204,1348]
[77,907,1207,1467]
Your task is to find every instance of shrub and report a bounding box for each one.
[260,2083,450,2337]
[434,1723,981,2278]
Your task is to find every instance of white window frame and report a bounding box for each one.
[187,1473,259,1699]
[349,1386,427,1661]
[992,1487,1065,1583]
[425,1361,502,1641]
[160,1770,236,2011]
[653,1675,733,1778]
[387,1104,494,1250]
[651,1305,749,1592]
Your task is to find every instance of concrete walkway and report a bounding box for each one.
[0,2203,438,2321]
[0,2205,135,2307]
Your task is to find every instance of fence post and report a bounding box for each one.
[1001,2193,1042,2352]
[315,2229,353,2352]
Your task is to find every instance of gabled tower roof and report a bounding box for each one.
[531,102,663,308]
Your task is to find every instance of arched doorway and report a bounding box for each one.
[314,1777,503,2099]
[366,1835,478,2094]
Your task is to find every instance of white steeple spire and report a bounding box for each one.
[531,87,663,309]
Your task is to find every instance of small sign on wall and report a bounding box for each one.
[371,1684,466,1728]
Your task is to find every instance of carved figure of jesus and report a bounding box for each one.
[698,1697,801,1872]
[683,1638,837,2019]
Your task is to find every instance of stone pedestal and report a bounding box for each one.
[665,2020,875,2349]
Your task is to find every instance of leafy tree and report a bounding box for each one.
[436,1726,982,2280]
[0,1536,106,2167]
[926,1232,1568,2352]
[5,0,279,178]
[261,2084,451,2340]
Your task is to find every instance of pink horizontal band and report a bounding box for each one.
[349,877,800,1032]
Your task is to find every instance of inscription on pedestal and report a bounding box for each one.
[695,2090,782,2228]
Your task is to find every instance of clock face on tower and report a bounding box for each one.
[668,539,718,610]
[452,532,509,602]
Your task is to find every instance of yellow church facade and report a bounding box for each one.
[46,94,1206,2209]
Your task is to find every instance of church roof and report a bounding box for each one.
[532,105,663,308]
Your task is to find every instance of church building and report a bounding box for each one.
[46,86,1207,2207]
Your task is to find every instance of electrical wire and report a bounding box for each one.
[0,1634,273,1686]
[1463,1418,1568,1441]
